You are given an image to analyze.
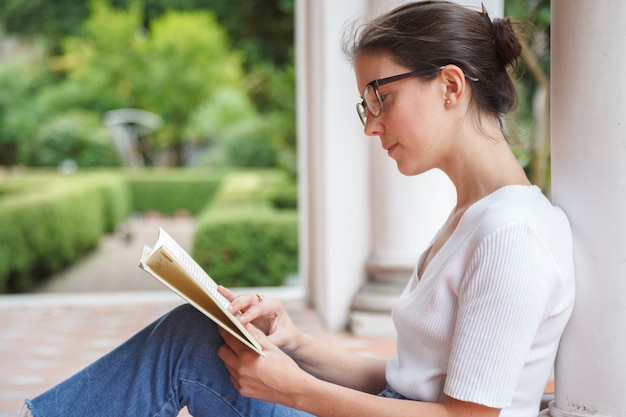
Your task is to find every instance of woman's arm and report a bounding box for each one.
[288,331,387,394]
[218,326,500,417]
[294,379,501,417]
[219,287,386,393]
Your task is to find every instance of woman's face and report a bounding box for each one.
[354,54,452,176]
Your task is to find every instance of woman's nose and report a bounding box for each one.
[363,116,383,137]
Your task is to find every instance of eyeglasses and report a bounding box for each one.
[356,65,479,125]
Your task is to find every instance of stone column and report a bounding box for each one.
[296,0,372,331]
[542,1,626,416]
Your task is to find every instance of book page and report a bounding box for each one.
[138,228,264,356]
[155,230,231,311]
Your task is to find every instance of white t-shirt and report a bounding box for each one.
[385,185,575,417]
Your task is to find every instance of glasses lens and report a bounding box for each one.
[363,85,382,118]
[356,102,367,125]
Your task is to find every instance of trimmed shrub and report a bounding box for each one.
[126,169,223,216]
[193,202,298,287]
[0,168,297,293]
[191,170,298,287]
[97,174,133,233]
[0,172,130,293]
[0,183,105,292]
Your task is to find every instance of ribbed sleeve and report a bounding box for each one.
[445,224,558,407]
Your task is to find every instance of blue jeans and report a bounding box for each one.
[25,304,315,417]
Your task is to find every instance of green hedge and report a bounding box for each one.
[192,170,298,287]
[87,172,133,233]
[0,185,99,292]
[126,169,223,216]
[0,168,298,293]
[0,173,132,292]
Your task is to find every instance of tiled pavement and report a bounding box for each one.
[0,216,395,416]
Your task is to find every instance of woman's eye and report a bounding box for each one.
[380,94,388,102]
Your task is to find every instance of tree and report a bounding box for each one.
[505,0,551,193]
[137,9,245,164]
[0,0,294,68]
[28,1,247,166]
[0,0,296,169]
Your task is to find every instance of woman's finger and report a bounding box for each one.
[228,293,267,318]
[217,285,237,302]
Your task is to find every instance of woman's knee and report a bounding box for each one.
[155,304,220,344]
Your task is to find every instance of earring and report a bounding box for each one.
[445,99,451,105]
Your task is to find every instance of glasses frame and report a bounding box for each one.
[356,65,479,125]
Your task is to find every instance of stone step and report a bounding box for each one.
[349,310,396,338]
[350,281,405,312]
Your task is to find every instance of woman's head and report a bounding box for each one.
[343,1,523,131]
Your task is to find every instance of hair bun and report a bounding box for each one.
[491,17,522,68]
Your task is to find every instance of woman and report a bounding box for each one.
[22,2,575,417]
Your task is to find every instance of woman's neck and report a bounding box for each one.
[443,126,530,210]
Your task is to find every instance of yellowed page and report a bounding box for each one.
[139,229,264,356]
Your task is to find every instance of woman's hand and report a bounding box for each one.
[217,287,388,396]
[217,324,315,406]
[218,286,302,354]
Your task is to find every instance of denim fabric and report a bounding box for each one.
[25,304,314,417]
[377,385,409,400]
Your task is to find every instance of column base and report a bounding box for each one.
[538,398,606,417]
[349,257,412,337]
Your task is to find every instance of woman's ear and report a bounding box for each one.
[440,65,467,107]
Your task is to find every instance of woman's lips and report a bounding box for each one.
[383,143,398,156]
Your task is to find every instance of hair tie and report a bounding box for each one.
[481,3,494,31]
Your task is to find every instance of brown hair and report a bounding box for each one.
[343,1,523,130]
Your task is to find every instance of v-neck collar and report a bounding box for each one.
[415,184,538,284]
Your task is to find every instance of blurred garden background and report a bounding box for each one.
[0,0,550,295]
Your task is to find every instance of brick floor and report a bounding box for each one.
[0,216,395,416]
[0,293,395,417]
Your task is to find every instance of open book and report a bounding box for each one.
[138,227,264,356]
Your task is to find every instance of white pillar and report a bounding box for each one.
[546,1,626,416]
[296,0,372,331]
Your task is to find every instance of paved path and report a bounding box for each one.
[0,215,395,416]
[34,215,195,294]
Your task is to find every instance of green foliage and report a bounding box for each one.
[22,110,120,167]
[0,180,107,292]
[0,0,295,68]
[91,172,133,232]
[48,2,143,112]
[209,0,294,68]
[194,205,298,287]
[184,87,258,143]
[0,0,91,51]
[0,168,296,292]
[505,0,551,184]
[192,169,298,287]
[0,57,52,165]
[220,117,279,167]
[245,62,296,174]
[0,2,250,167]
[0,0,296,172]
[137,9,245,158]
[126,169,223,216]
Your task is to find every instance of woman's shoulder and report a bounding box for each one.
[461,184,572,252]
[474,185,569,229]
